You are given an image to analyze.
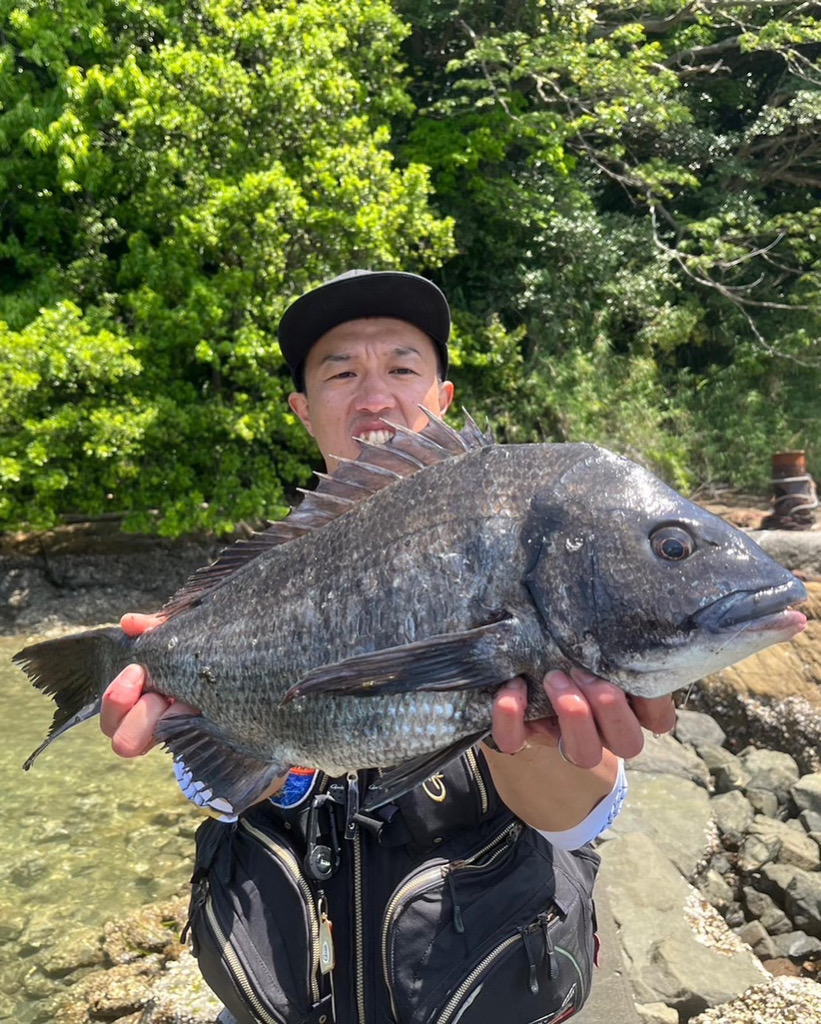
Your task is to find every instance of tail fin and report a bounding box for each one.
[12,627,129,769]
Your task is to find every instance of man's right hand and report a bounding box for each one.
[100,613,194,758]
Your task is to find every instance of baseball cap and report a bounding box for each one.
[278,269,450,388]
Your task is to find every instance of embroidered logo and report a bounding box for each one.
[422,772,447,803]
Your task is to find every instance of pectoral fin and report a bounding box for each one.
[282,617,521,704]
[154,714,289,817]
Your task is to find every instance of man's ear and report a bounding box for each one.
[288,392,314,436]
[438,379,455,415]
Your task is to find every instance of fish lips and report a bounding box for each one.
[692,577,808,635]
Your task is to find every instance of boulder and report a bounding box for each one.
[636,1003,679,1024]
[784,868,821,938]
[737,747,800,808]
[599,833,764,1018]
[608,772,714,879]
[710,791,753,847]
[626,733,710,789]
[699,746,752,794]
[791,773,821,817]
[748,815,820,872]
[772,930,821,959]
[734,920,778,960]
[741,886,793,936]
[674,709,726,751]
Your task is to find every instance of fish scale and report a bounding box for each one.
[13,414,807,815]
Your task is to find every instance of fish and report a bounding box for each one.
[13,411,807,815]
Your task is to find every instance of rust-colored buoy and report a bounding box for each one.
[761,450,818,530]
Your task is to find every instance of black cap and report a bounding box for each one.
[278,269,450,388]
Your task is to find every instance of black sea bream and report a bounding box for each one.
[14,414,807,813]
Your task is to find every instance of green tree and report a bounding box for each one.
[0,0,454,535]
[398,0,821,488]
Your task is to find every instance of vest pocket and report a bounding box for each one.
[382,827,597,1024]
[186,816,331,1024]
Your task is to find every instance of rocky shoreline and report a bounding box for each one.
[3,524,821,1023]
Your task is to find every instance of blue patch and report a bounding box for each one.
[270,769,318,809]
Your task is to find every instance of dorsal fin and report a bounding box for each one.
[160,410,494,620]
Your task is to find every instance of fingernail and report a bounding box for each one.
[545,671,572,690]
[570,667,597,686]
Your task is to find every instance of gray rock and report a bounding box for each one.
[745,788,779,818]
[772,930,821,959]
[742,887,793,936]
[756,862,800,905]
[721,901,746,928]
[791,773,821,817]
[710,791,754,846]
[735,920,779,959]
[799,808,821,834]
[636,1003,679,1024]
[738,748,800,807]
[737,832,780,874]
[748,816,821,872]
[699,746,752,794]
[609,772,714,879]
[627,733,711,789]
[140,951,224,1024]
[599,833,764,1018]
[697,869,734,910]
[675,709,726,750]
[710,852,734,876]
[784,868,821,938]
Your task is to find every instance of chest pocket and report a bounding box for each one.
[185,815,333,1024]
[381,825,599,1024]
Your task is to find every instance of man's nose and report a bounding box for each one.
[353,374,395,412]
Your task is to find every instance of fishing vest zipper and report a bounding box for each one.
[203,896,285,1024]
[464,746,489,815]
[433,911,568,1024]
[381,820,522,1020]
[239,818,322,1004]
[347,772,367,1024]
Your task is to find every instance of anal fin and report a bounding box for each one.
[282,617,521,704]
[154,714,290,817]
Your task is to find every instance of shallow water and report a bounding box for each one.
[0,635,200,1022]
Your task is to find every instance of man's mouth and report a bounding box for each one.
[356,429,395,446]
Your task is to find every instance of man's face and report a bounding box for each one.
[288,317,454,471]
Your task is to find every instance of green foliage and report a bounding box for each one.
[398,0,821,491]
[0,0,454,535]
[2,0,821,538]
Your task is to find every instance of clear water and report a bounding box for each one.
[0,635,200,1022]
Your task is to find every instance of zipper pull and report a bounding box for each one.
[181,876,209,944]
[520,925,539,995]
[345,771,360,840]
[539,910,559,980]
[317,894,336,976]
[446,869,465,934]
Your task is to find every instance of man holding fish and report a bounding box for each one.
[98,270,678,1023]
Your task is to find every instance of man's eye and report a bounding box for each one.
[390,367,416,375]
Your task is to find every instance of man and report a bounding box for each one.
[101,270,675,1022]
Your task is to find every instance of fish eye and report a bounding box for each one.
[649,526,694,562]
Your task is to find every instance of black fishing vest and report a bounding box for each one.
[185,749,600,1024]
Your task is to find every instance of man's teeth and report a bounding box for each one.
[357,430,393,445]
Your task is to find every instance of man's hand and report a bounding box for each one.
[100,613,196,758]
[490,668,676,767]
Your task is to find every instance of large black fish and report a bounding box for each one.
[14,413,806,814]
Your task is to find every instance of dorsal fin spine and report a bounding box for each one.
[160,411,494,621]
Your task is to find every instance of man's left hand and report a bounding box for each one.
[490,669,676,768]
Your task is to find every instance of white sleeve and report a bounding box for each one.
[534,759,627,851]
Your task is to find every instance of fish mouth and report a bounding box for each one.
[692,577,808,634]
